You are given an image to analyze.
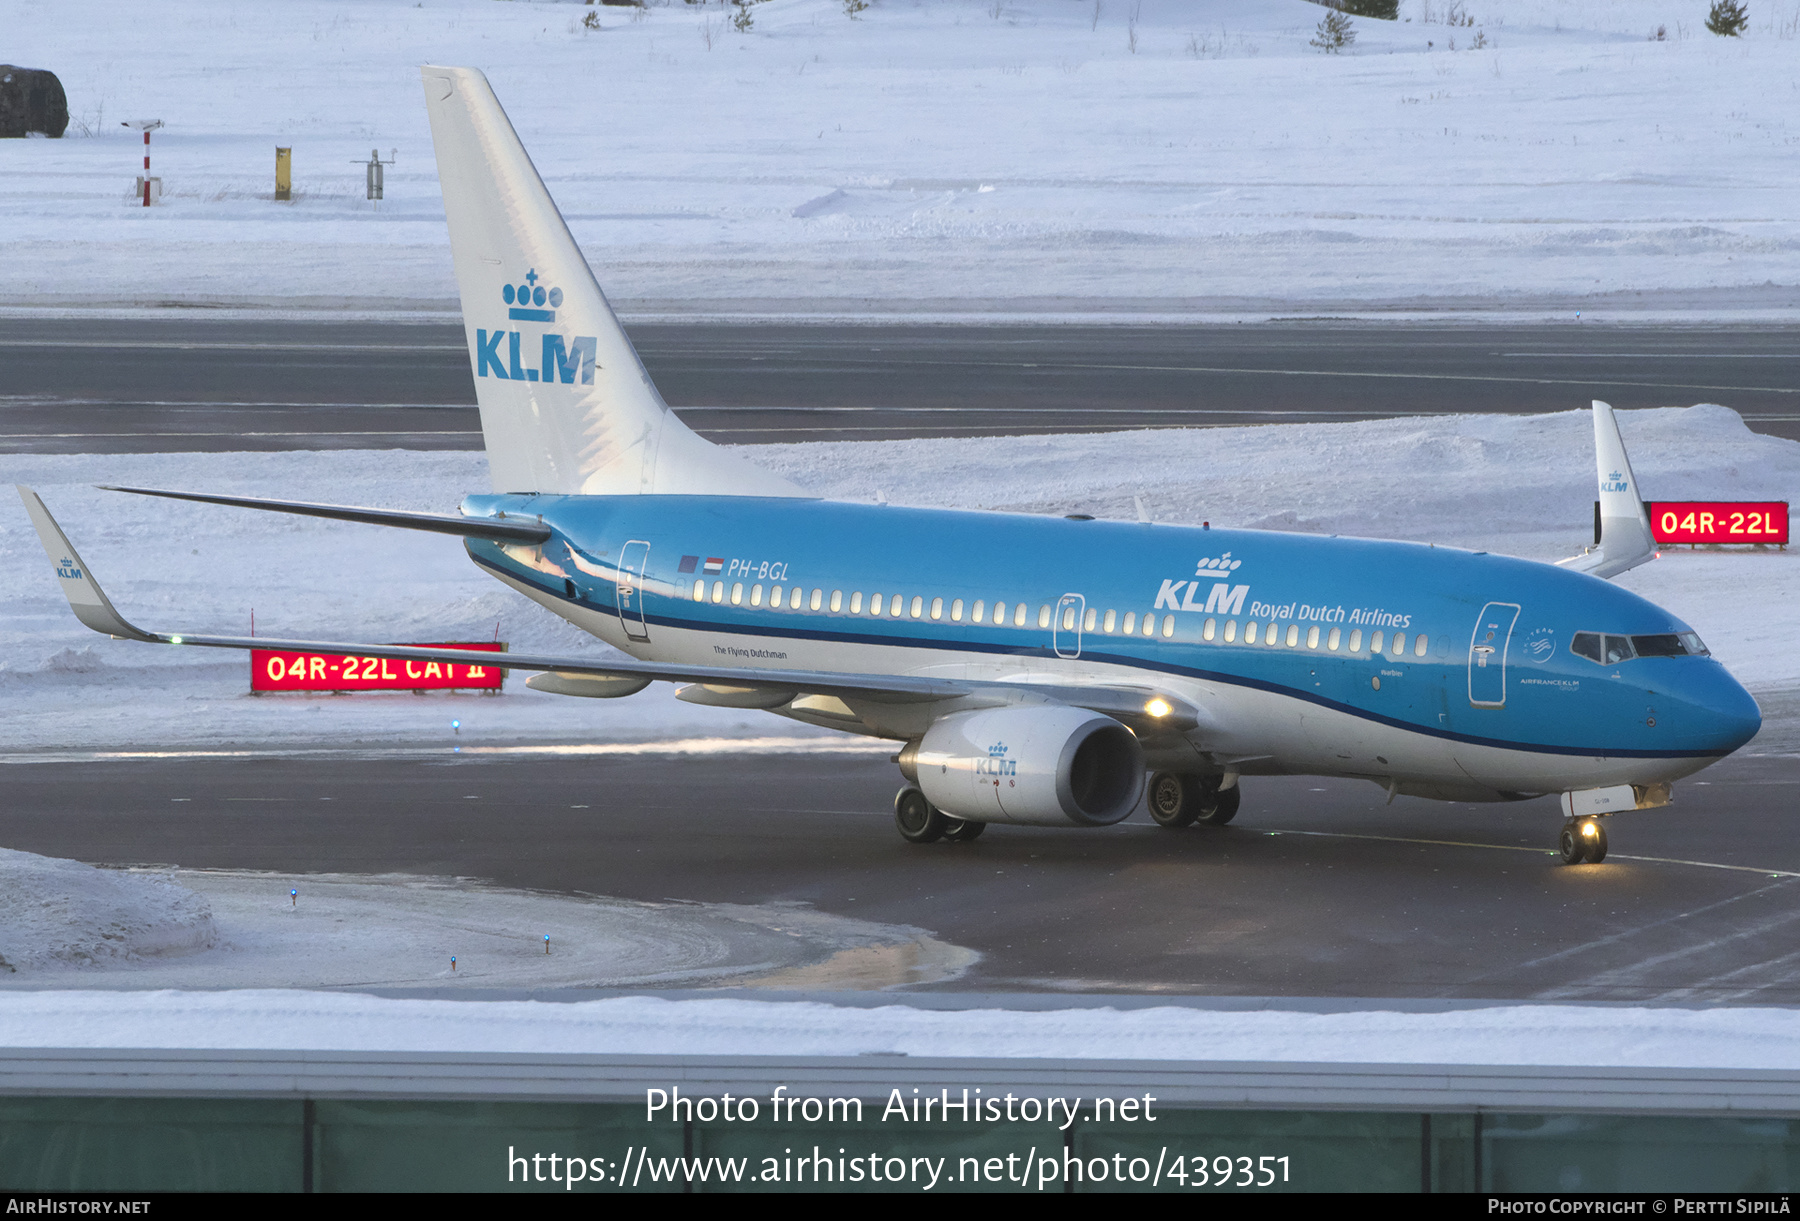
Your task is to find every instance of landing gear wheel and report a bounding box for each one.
[942,817,987,843]
[894,787,947,844]
[1147,772,1199,828]
[1195,778,1241,827]
[1560,818,1609,864]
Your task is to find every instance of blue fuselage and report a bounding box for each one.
[462,493,1760,798]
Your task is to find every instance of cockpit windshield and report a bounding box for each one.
[1570,630,1709,665]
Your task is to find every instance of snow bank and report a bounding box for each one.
[0,849,216,972]
[4,989,1800,1069]
[4,0,1800,317]
[0,849,972,990]
[2,404,1794,754]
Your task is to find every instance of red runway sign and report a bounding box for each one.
[251,642,506,692]
[1647,501,1789,546]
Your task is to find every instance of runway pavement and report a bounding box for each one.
[2,317,1796,451]
[3,746,1797,1000]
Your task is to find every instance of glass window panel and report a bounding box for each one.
[823,589,837,612]
[1224,619,1237,642]
[769,585,781,607]
[930,597,943,620]
[1038,605,1051,628]
[1391,632,1406,656]
[850,592,863,614]
[750,584,763,607]
[1083,607,1097,631]
[711,581,725,603]
[1570,631,1603,663]
[1371,630,1384,655]
[1415,634,1428,657]
[971,599,985,622]
[950,599,963,621]
[1062,607,1075,630]
[791,587,802,609]
[1286,624,1299,647]
[1161,614,1175,638]
[1307,625,1320,649]
[1122,612,1137,635]
[693,582,706,603]
[891,594,904,616]
[1633,633,1685,657]
[910,596,923,619]
[1104,610,1118,634]
[731,583,744,605]
[1348,628,1362,653]
[1246,622,1259,644]
[1016,604,1029,627]
[1328,627,1341,651]
[1143,613,1156,637]
[1202,617,1215,641]
[1604,634,1635,664]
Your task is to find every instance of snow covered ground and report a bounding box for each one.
[6,986,1800,1068]
[4,0,1800,318]
[0,847,973,989]
[4,404,1795,755]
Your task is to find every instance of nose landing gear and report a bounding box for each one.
[1558,817,1609,865]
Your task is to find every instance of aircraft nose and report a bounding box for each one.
[1676,666,1762,755]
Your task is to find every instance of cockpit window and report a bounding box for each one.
[1633,632,1710,658]
[1572,630,1708,665]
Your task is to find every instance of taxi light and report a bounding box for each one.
[1581,821,1598,837]
[1145,697,1172,719]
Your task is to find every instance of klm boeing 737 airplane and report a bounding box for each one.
[19,67,1761,864]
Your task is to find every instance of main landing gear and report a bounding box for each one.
[1147,772,1240,829]
[1559,817,1609,865]
[894,787,987,845]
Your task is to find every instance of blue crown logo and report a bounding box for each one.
[503,269,563,322]
[987,742,1008,758]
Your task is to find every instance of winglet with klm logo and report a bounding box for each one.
[1556,401,1656,581]
[15,487,158,642]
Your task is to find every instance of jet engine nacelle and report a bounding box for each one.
[906,706,1145,827]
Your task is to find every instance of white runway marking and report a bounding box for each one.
[1264,827,1800,880]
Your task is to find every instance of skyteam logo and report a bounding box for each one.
[1155,552,1249,615]
[476,268,597,386]
[1522,626,1558,664]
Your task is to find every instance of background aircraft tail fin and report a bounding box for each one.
[1557,400,1656,579]
[420,66,799,499]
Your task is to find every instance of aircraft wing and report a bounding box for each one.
[17,487,1196,734]
[1556,400,1657,580]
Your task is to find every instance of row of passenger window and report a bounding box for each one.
[1203,618,1428,658]
[688,580,1428,658]
[690,580,1178,636]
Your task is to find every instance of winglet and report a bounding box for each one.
[15,487,158,641]
[1556,401,1656,580]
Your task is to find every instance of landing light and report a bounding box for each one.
[1581,821,1598,837]
[1144,697,1172,719]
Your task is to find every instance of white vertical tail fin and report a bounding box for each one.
[1557,400,1656,579]
[420,66,800,498]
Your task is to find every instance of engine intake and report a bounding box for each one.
[904,706,1145,827]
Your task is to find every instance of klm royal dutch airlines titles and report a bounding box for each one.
[18,67,1759,865]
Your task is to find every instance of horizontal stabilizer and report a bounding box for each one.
[99,485,552,543]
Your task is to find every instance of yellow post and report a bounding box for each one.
[274,147,291,202]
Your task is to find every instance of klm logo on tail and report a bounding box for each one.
[477,269,597,385]
[56,555,82,580]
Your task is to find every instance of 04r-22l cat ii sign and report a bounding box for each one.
[18,66,1759,866]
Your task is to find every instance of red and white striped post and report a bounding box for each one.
[122,120,163,206]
